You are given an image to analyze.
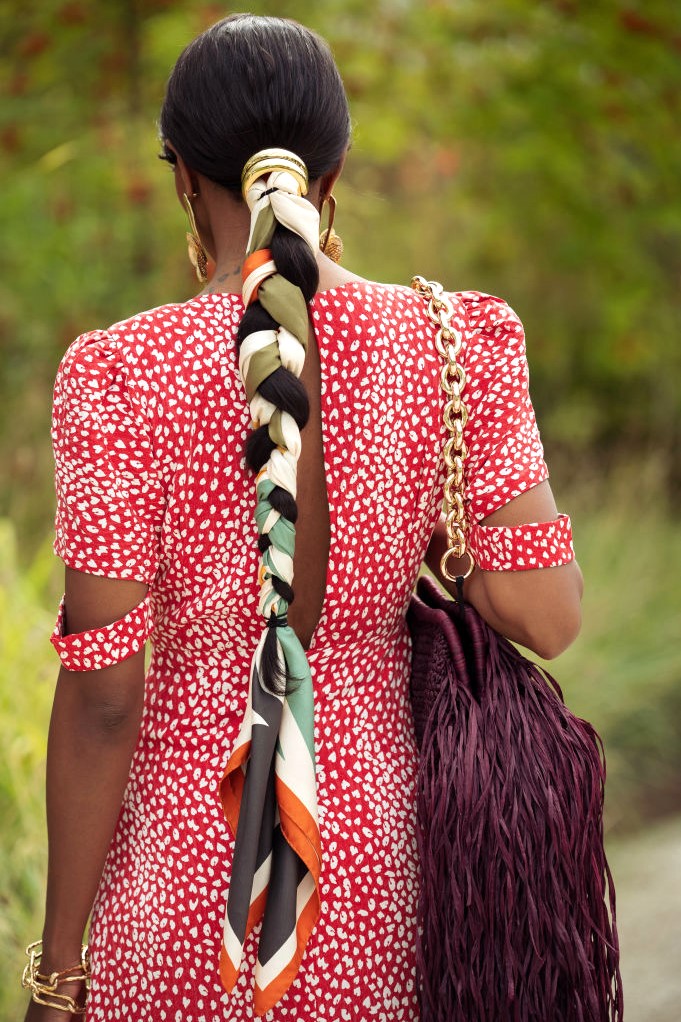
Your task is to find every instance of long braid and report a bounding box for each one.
[237,162,319,693]
[219,155,324,1012]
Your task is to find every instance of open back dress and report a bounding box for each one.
[51,281,548,1020]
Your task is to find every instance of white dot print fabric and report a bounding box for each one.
[51,283,552,1019]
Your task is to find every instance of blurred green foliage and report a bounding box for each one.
[1,0,679,545]
[1,5,680,1013]
[0,520,60,1020]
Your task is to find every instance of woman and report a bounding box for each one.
[24,14,581,1021]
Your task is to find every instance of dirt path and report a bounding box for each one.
[607,814,681,1021]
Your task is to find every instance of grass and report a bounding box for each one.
[1,483,680,1016]
[543,471,681,832]
[0,522,61,1020]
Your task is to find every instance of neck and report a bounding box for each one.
[195,177,362,296]
[199,185,251,294]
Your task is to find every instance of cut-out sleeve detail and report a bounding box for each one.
[51,592,154,672]
[468,513,574,572]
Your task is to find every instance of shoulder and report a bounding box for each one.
[107,293,240,372]
[313,280,420,315]
[452,291,528,378]
[312,281,528,368]
[455,290,524,337]
[320,281,524,336]
[58,294,242,371]
[55,294,243,414]
[312,280,449,347]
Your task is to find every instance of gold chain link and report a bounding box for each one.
[412,275,474,583]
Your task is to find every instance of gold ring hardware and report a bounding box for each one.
[440,363,465,391]
[241,147,309,199]
[412,276,476,581]
[441,363,467,392]
[444,504,465,529]
[440,547,475,583]
[449,491,466,517]
[445,415,465,444]
[435,332,463,362]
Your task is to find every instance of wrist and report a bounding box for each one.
[22,939,90,1017]
[39,931,88,973]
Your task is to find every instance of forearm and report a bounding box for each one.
[40,655,144,968]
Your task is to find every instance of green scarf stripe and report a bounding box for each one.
[254,477,295,559]
[268,519,296,560]
[244,343,282,404]
[250,205,277,253]
[278,634,316,760]
[267,408,287,448]
[258,276,310,347]
[261,532,295,575]
[256,477,277,501]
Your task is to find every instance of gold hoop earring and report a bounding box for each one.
[182,192,208,283]
[319,194,343,264]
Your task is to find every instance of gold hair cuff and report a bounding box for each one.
[241,147,309,200]
[22,940,90,1015]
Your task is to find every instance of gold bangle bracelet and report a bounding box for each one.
[22,940,90,1015]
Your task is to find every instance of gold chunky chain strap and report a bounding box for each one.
[411,275,475,584]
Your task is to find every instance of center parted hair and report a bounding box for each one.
[160,17,351,1010]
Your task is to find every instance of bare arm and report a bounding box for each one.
[25,569,147,1020]
[425,481,583,659]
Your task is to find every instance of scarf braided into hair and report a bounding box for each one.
[219,165,323,1015]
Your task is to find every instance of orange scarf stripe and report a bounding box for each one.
[219,740,251,835]
[242,247,274,283]
[219,945,239,993]
[276,780,323,881]
[253,893,320,1016]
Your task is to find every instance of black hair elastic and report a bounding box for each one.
[266,613,289,629]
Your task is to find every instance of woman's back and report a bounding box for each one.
[49,278,553,1019]
[54,282,545,665]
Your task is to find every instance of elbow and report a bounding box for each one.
[74,689,144,741]
[60,654,145,742]
[84,697,143,738]
[524,602,582,660]
[518,560,584,660]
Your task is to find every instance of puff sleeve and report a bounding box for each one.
[52,329,165,584]
[463,296,549,522]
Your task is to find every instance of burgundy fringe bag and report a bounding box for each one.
[408,278,623,1022]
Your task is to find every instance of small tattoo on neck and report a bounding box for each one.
[215,264,242,284]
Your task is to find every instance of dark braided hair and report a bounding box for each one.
[160,16,351,694]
